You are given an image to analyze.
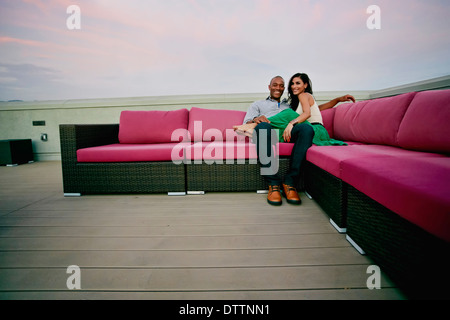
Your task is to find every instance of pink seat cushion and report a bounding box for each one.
[277,142,294,157]
[188,107,246,142]
[397,90,450,153]
[306,145,380,177]
[184,141,295,161]
[306,144,445,178]
[77,143,191,162]
[341,156,450,242]
[118,109,189,144]
[333,92,416,146]
[185,141,258,161]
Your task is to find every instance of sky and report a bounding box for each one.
[0,0,449,101]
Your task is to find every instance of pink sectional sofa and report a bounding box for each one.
[304,89,450,299]
[60,89,450,298]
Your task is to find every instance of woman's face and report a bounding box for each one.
[291,77,307,96]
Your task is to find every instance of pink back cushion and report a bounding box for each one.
[397,90,450,153]
[188,107,246,142]
[320,108,336,138]
[333,92,416,146]
[118,109,189,144]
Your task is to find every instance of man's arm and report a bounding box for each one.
[318,94,356,111]
[243,101,263,124]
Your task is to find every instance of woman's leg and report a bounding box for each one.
[233,109,299,139]
[267,109,299,129]
[267,109,300,142]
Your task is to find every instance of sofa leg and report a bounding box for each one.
[168,192,187,196]
[187,191,205,195]
[346,235,366,255]
[64,193,81,197]
[330,218,347,233]
[304,190,313,200]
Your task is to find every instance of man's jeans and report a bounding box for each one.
[253,122,314,187]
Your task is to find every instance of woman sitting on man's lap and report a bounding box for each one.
[234,73,346,146]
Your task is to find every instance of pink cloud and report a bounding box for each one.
[0,36,43,47]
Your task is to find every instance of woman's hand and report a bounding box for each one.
[283,123,294,142]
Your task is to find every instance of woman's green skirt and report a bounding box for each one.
[268,108,347,146]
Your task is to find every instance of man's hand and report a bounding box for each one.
[249,116,271,124]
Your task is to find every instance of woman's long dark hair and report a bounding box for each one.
[288,73,313,111]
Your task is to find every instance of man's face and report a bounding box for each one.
[269,77,285,101]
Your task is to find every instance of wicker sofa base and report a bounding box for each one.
[60,124,302,194]
[60,124,187,195]
[66,162,186,195]
[186,158,292,192]
[305,162,347,232]
[346,184,450,299]
[63,159,298,195]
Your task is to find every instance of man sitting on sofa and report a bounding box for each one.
[243,75,355,206]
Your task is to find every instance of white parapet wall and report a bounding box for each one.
[0,75,449,161]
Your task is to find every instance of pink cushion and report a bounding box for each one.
[188,107,246,142]
[277,142,294,157]
[306,144,445,178]
[333,92,416,146]
[397,90,450,153]
[320,108,336,138]
[306,145,381,177]
[77,143,191,162]
[350,144,448,159]
[118,109,189,144]
[185,141,257,160]
[184,141,294,161]
[341,156,450,242]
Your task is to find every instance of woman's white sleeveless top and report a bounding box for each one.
[297,100,323,124]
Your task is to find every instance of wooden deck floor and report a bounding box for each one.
[0,161,406,300]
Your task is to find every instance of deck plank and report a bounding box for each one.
[0,247,369,267]
[0,234,351,250]
[0,288,406,300]
[0,265,396,291]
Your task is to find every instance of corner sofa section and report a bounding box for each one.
[304,89,450,298]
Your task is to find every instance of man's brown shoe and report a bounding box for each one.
[282,184,301,205]
[267,185,282,206]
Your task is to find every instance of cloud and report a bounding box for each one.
[0,62,63,100]
[0,36,42,47]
